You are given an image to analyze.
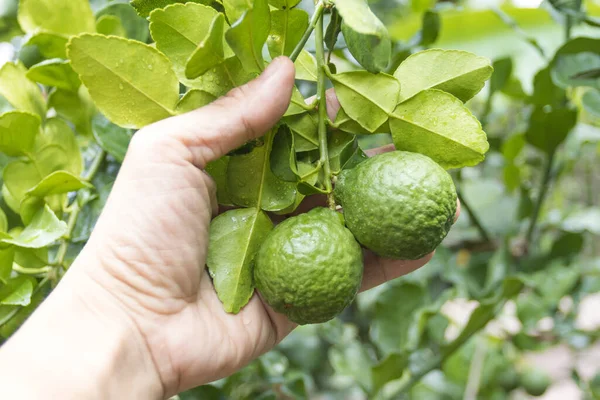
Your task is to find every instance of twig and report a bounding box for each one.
[314,10,334,208]
[525,151,555,246]
[289,1,326,62]
[457,188,492,243]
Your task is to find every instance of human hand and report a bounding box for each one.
[0,57,455,399]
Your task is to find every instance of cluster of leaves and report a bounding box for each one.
[26,0,493,315]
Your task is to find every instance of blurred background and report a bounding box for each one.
[0,0,599,399]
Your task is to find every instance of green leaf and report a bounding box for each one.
[26,59,81,92]
[490,57,513,95]
[23,32,69,59]
[18,0,96,35]
[176,90,217,114]
[330,71,400,133]
[206,157,233,206]
[0,111,40,157]
[419,10,440,46]
[48,86,95,136]
[390,90,489,168]
[96,3,149,42]
[270,125,297,182]
[0,62,46,118]
[328,131,357,175]
[267,9,308,58]
[95,15,127,38]
[372,353,409,394]
[294,50,317,82]
[334,107,389,136]
[284,87,309,117]
[91,114,132,163]
[36,118,83,176]
[207,208,273,313]
[283,112,319,152]
[0,247,14,283]
[223,0,252,23]
[531,67,565,107]
[583,89,600,118]
[335,0,391,73]
[552,52,600,89]
[25,171,90,198]
[227,132,297,212]
[225,0,270,73]
[525,107,578,155]
[185,13,229,80]
[67,34,179,129]
[1,205,67,249]
[0,277,35,306]
[371,282,428,354]
[0,281,49,338]
[394,49,493,103]
[20,171,90,224]
[149,3,219,74]
[3,160,42,206]
[185,57,255,97]
[325,7,342,51]
[131,0,218,18]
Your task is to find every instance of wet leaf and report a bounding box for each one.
[225,0,270,73]
[267,9,308,58]
[335,0,391,73]
[186,13,231,79]
[390,90,489,169]
[68,34,180,128]
[330,71,400,133]
[394,49,493,103]
[0,111,41,157]
[207,208,273,313]
[1,205,67,249]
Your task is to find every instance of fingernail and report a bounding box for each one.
[259,57,288,82]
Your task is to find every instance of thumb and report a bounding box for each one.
[139,57,296,168]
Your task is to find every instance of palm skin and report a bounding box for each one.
[0,58,449,398]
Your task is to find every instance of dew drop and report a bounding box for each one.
[148,64,153,70]
[119,83,124,90]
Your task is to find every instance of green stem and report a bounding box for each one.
[289,1,326,62]
[525,151,555,246]
[12,264,53,275]
[457,188,492,243]
[315,9,334,208]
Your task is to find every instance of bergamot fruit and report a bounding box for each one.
[254,208,363,325]
[335,151,457,260]
[520,368,551,397]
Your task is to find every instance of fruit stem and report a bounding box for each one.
[289,1,326,62]
[315,8,335,208]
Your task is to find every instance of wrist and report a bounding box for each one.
[0,262,164,399]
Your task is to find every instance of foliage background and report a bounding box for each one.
[0,0,599,399]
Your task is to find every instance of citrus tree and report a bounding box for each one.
[0,0,598,399]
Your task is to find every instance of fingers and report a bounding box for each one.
[360,251,434,292]
[141,57,296,169]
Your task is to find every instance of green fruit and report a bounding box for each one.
[254,208,363,325]
[520,368,551,397]
[335,151,457,260]
[497,367,520,392]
